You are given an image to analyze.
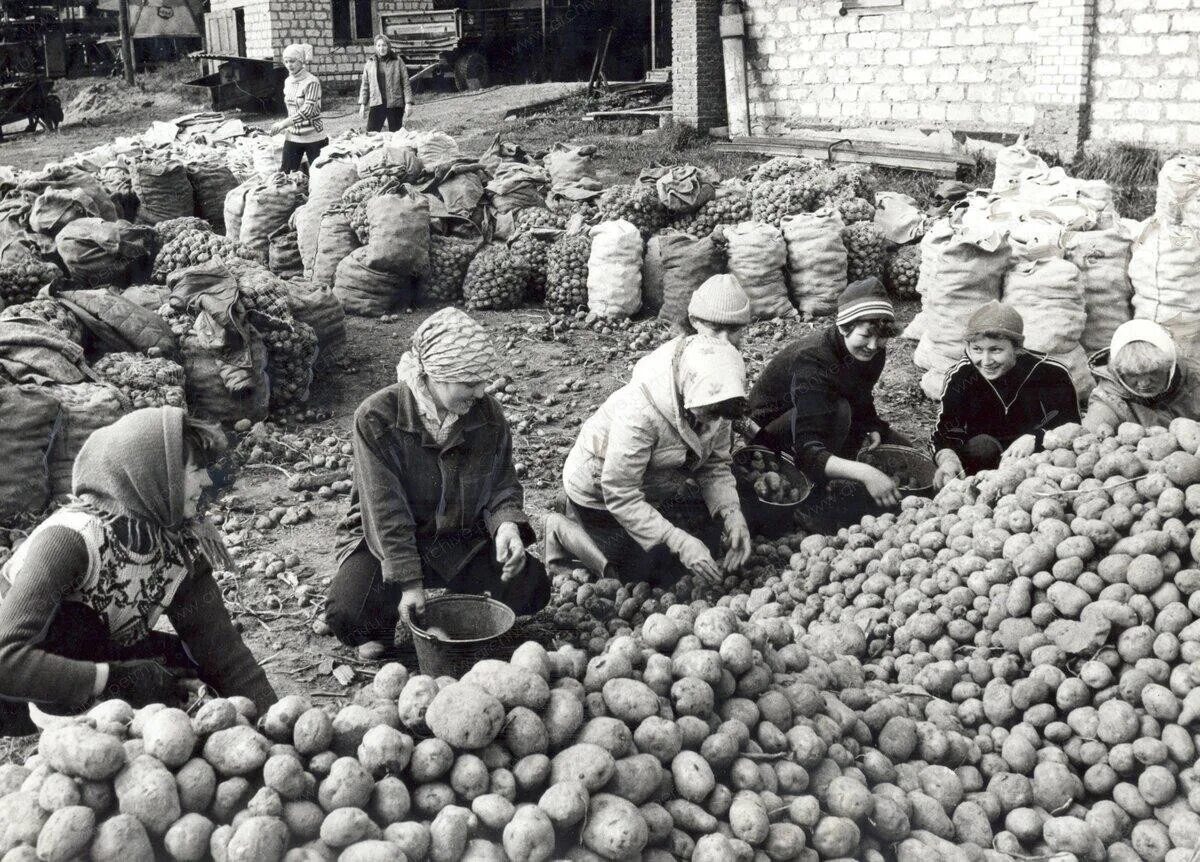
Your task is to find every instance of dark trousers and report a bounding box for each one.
[756,398,911,532]
[562,498,720,588]
[281,137,328,173]
[367,106,405,132]
[326,545,551,648]
[0,602,195,735]
[962,434,1004,474]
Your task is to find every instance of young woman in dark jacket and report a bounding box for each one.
[0,407,277,735]
[931,301,1079,488]
[326,308,548,660]
[358,35,415,133]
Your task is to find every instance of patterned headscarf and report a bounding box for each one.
[398,307,498,383]
[678,335,747,410]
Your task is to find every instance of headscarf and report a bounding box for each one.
[282,43,313,63]
[678,335,747,410]
[69,406,234,572]
[396,308,499,444]
[1109,319,1179,399]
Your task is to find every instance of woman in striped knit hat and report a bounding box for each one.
[747,277,913,530]
[272,44,328,173]
[326,308,549,660]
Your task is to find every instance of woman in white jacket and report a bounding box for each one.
[548,333,753,587]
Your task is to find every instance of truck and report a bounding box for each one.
[380,0,663,91]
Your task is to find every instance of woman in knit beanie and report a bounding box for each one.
[326,308,548,660]
[679,274,754,347]
[0,407,276,735]
[931,300,1079,488]
[745,277,911,531]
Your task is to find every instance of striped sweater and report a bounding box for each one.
[283,70,325,143]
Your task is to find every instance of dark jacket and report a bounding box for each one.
[932,350,1080,456]
[337,382,533,586]
[748,325,889,477]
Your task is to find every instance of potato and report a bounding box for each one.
[176,756,218,813]
[578,717,634,757]
[373,663,410,700]
[141,708,198,768]
[163,812,216,862]
[513,754,551,794]
[413,782,455,818]
[601,678,660,724]
[384,822,431,861]
[318,757,374,812]
[672,750,716,803]
[462,660,551,710]
[461,838,507,862]
[410,738,455,782]
[430,805,476,862]
[1044,815,1104,859]
[262,696,312,743]
[425,682,506,750]
[212,777,253,823]
[541,689,584,749]
[91,813,154,862]
[582,793,649,860]
[38,722,126,781]
[357,726,414,776]
[263,753,308,801]
[339,840,408,862]
[505,707,549,758]
[642,614,685,652]
[606,753,663,805]
[368,775,410,826]
[451,754,490,801]
[502,804,556,862]
[34,804,93,862]
[332,706,381,756]
[636,716,683,765]
[294,709,335,757]
[114,755,182,836]
[694,607,739,648]
[282,842,335,862]
[490,768,517,801]
[694,833,739,862]
[538,780,588,828]
[551,744,616,792]
[203,726,271,777]
[283,801,325,842]
[37,772,80,811]
[320,807,380,849]
[665,798,717,833]
[671,651,723,687]
[510,642,552,681]
[729,791,770,845]
[248,786,285,817]
[193,700,240,737]
[227,815,290,862]
[473,792,517,830]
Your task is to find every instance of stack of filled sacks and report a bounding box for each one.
[1130,155,1200,327]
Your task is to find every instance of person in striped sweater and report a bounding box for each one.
[272,44,327,173]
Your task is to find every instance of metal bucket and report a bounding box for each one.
[732,445,813,536]
[857,444,938,495]
[408,594,518,679]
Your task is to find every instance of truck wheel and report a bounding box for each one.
[453,51,489,91]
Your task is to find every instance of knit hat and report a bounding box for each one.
[836,277,894,327]
[678,335,748,410]
[688,274,753,326]
[397,307,499,384]
[965,300,1024,346]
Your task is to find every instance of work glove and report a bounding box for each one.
[104,659,196,708]
[676,534,722,585]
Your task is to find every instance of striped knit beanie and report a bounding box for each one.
[836,277,894,327]
[406,307,498,383]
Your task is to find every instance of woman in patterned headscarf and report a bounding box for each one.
[327,308,549,659]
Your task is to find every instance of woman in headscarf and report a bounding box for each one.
[0,407,277,735]
[271,44,327,173]
[326,308,548,660]
[1083,319,1200,431]
[359,34,415,133]
[547,333,753,587]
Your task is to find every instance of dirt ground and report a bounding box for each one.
[0,65,941,713]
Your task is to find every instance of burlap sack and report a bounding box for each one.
[1003,236,1085,357]
[587,219,643,319]
[0,384,60,516]
[131,159,194,225]
[188,159,239,231]
[781,208,848,318]
[312,207,359,290]
[181,331,270,424]
[655,166,716,214]
[269,224,303,278]
[722,221,793,319]
[874,192,925,245]
[657,232,722,324]
[544,143,596,187]
[29,188,104,237]
[993,143,1048,192]
[288,281,346,362]
[55,218,154,289]
[44,381,130,499]
[1129,217,1200,327]
[642,234,664,313]
[335,246,402,317]
[1156,155,1200,228]
[308,159,359,213]
[1063,215,1134,353]
[224,181,253,240]
[240,175,306,263]
[364,191,430,278]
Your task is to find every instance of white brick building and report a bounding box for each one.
[672,0,1200,156]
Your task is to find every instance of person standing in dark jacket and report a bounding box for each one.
[748,277,909,529]
[358,35,414,133]
[326,308,548,660]
[932,301,1080,488]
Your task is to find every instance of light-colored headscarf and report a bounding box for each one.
[282,43,313,64]
[396,308,499,443]
[678,335,747,410]
[1109,318,1179,397]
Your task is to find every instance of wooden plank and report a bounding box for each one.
[723,134,975,167]
[713,139,965,177]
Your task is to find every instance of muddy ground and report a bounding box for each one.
[0,66,941,722]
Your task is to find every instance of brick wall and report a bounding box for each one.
[673,0,726,129]
[672,0,1200,156]
[1088,0,1200,150]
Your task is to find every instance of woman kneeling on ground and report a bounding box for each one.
[676,273,754,349]
[1083,319,1200,432]
[747,277,910,531]
[0,407,277,736]
[931,301,1080,489]
[547,305,754,588]
[327,308,548,660]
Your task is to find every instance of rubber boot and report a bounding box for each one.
[544,513,611,577]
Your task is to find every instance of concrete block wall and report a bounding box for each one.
[673,0,726,129]
[1088,0,1200,150]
